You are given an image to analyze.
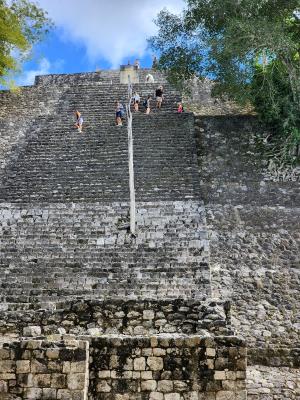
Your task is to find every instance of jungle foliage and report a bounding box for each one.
[0,0,52,85]
[149,0,300,167]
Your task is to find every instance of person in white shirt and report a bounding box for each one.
[145,74,154,83]
[132,92,141,112]
[74,110,83,133]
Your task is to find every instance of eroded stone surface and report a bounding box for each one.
[0,68,298,399]
[195,114,300,398]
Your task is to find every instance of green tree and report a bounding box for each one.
[149,0,300,166]
[0,0,52,83]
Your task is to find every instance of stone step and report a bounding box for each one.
[0,71,206,306]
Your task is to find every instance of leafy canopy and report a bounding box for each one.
[0,0,52,81]
[149,0,300,166]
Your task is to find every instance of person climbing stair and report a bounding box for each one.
[132,92,140,112]
[144,95,151,115]
[156,85,164,109]
[74,110,83,133]
[115,101,124,126]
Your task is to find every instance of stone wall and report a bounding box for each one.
[0,201,210,308]
[0,335,246,400]
[194,114,300,399]
[0,299,232,339]
[206,204,300,353]
[88,335,246,400]
[247,366,300,399]
[195,116,300,353]
[34,69,167,86]
[34,71,120,86]
[184,78,252,116]
[0,339,89,399]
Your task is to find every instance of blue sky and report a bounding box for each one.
[16,0,185,86]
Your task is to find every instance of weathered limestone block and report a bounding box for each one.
[67,373,86,390]
[134,357,146,371]
[149,392,164,400]
[51,373,67,389]
[97,380,111,392]
[70,362,86,373]
[184,392,199,400]
[214,371,226,380]
[142,348,153,357]
[32,373,51,387]
[31,360,48,373]
[216,391,235,400]
[42,387,57,399]
[153,348,166,357]
[57,388,83,399]
[143,310,155,320]
[46,349,60,360]
[157,380,174,393]
[110,355,119,369]
[141,371,153,380]
[48,361,63,373]
[23,326,42,337]
[98,371,110,379]
[0,350,10,360]
[141,380,157,391]
[24,387,43,399]
[206,348,216,357]
[147,357,164,371]
[165,393,181,400]
[173,381,188,392]
[0,380,8,392]
[0,361,14,373]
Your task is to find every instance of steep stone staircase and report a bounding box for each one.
[0,69,249,400]
[0,70,208,312]
[0,113,199,203]
[0,201,210,311]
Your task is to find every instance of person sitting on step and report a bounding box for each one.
[177,102,184,113]
[74,110,83,133]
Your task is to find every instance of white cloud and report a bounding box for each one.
[16,58,65,86]
[17,58,51,86]
[37,0,185,67]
